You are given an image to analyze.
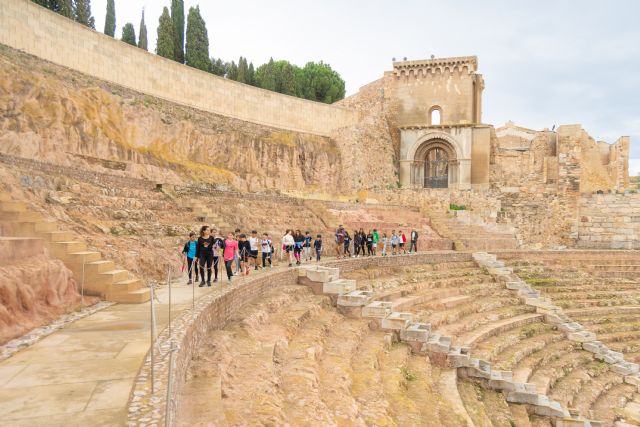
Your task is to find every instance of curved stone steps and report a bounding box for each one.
[317,318,370,426]
[278,308,342,425]
[459,313,544,348]
[473,324,561,366]
[583,321,640,336]
[512,341,583,383]
[436,303,533,338]
[457,379,501,426]
[572,370,625,419]
[598,331,640,345]
[439,368,475,427]
[528,351,594,395]
[590,382,637,426]
[349,330,396,425]
[548,360,610,409]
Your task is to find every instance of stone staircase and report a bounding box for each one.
[425,208,518,251]
[0,192,150,303]
[297,260,604,426]
[187,201,231,232]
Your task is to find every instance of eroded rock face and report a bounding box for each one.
[0,47,344,193]
[0,255,86,345]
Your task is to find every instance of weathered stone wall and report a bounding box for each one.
[0,0,358,137]
[573,193,640,249]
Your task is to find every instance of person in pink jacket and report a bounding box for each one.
[223,232,239,282]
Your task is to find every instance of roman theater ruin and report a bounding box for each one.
[0,0,639,426]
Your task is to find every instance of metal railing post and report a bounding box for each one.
[167,265,172,342]
[165,343,176,427]
[150,282,155,395]
[81,254,86,307]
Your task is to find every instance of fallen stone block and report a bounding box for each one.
[381,312,412,330]
[567,330,597,343]
[582,341,606,354]
[400,322,431,343]
[611,361,640,376]
[361,301,392,318]
[323,279,356,294]
[558,322,584,333]
[595,349,625,365]
[425,334,451,354]
[337,290,373,307]
[489,370,516,391]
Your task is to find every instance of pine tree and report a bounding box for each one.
[156,7,175,60]
[185,6,210,71]
[226,61,238,81]
[57,0,73,18]
[31,0,49,7]
[103,0,115,37]
[121,23,136,46]
[247,62,256,86]
[74,0,95,28]
[171,0,185,63]
[138,9,148,51]
[256,58,277,91]
[209,58,226,77]
[237,57,248,83]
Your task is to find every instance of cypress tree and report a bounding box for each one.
[57,0,73,18]
[156,7,175,60]
[227,61,238,81]
[237,57,248,83]
[171,0,185,63]
[256,58,277,91]
[138,9,148,51]
[74,0,95,28]
[121,23,136,46]
[247,62,256,86]
[31,0,49,7]
[103,0,115,37]
[185,6,210,71]
[209,58,226,77]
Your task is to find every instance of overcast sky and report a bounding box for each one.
[90,0,640,174]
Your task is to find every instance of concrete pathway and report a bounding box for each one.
[0,274,230,426]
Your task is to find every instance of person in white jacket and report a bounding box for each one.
[282,229,295,267]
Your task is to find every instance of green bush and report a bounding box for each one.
[449,203,467,211]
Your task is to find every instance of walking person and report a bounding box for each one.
[409,229,419,253]
[344,231,352,258]
[261,233,272,268]
[195,225,215,287]
[353,229,361,257]
[282,229,295,267]
[223,232,239,282]
[366,230,373,256]
[181,232,199,284]
[372,228,379,256]
[293,229,304,265]
[249,230,260,270]
[314,234,323,261]
[399,230,407,254]
[211,228,224,283]
[303,231,313,261]
[391,230,398,255]
[335,225,345,259]
[381,232,388,256]
[238,234,251,275]
[233,228,241,274]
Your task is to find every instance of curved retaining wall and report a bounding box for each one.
[0,0,359,137]
[126,251,471,425]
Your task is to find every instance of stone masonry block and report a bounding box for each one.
[595,349,625,365]
[323,279,356,294]
[558,322,584,333]
[400,322,431,343]
[582,341,606,354]
[567,330,596,343]
[306,269,331,283]
[361,301,392,318]
[611,361,640,376]
[337,290,373,307]
[425,334,451,353]
[381,312,412,330]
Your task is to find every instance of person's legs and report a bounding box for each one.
[262,252,267,268]
[225,260,233,280]
[198,257,206,285]
[187,257,194,283]
[316,248,321,261]
[206,254,213,284]
[213,256,219,281]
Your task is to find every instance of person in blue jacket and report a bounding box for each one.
[181,232,199,284]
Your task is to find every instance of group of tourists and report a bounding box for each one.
[180,224,420,287]
[333,226,419,259]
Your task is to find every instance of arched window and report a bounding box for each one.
[430,107,442,125]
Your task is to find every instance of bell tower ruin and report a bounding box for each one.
[394,56,491,190]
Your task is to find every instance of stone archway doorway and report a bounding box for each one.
[424,147,449,188]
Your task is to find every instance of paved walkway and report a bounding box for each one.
[0,273,239,426]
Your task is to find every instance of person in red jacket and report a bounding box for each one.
[399,230,407,254]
